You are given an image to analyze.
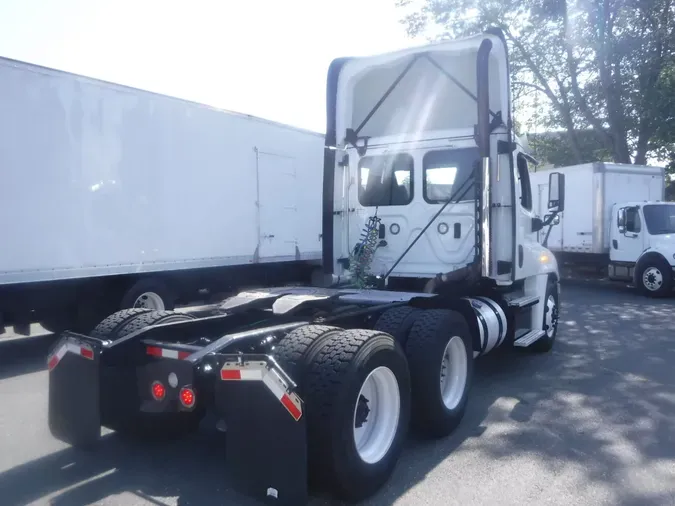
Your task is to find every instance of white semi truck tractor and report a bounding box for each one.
[46,29,565,505]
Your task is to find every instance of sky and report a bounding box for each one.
[0,0,425,133]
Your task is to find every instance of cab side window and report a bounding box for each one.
[625,207,642,233]
[516,154,532,211]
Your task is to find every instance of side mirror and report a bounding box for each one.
[617,208,626,233]
[548,172,565,212]
[532,217,544,233]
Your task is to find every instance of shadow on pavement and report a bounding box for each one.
[1,286,674,505]
[0,333,57,380]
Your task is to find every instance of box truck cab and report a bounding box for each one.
[611,201,675,295]
[530,163,673,297]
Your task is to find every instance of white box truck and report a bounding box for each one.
[0,56,324,335]
[530,162,675,296]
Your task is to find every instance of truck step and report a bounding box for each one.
[506,294,539,309]
[513,329,546,347]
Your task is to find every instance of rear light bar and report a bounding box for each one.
[179,387,196,408]
[151,381,166,401]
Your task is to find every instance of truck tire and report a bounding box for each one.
[405,309,473,438]
[121,278,176,311]
[636,256,673,297]
[96,310,203,440]
[303,329,411,502]
[373,306,421,346]
[530,278,560,353]
[90,308,155,340]
[271,325,343,388]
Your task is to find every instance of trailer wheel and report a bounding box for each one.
[373,306,421,346]
[303,329,410,502]
[271,325,343,389]
[530,278,560,353]
[636,256,673,297]
[121,279,176,311]
[405,309,473,438]
[96,310,204,440]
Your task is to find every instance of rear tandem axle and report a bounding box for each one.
[47,283,558,505]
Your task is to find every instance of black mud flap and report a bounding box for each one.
[214,356,308,506]
[47,334,102,447]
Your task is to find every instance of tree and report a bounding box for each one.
[397,0,675,166]
[527,129,612,168]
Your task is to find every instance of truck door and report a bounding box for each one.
[256,149,299,260]
[610,206,644,264]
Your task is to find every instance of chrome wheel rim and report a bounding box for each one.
[642,267,663,292]
[544,294,558,338]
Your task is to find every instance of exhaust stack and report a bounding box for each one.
[476,38,493,278]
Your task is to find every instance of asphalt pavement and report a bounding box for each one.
[1,282,674,506]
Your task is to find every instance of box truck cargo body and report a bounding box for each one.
[0,56,324,334]
[530,162,675,296]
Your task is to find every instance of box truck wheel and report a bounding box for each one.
[636,256,673,297]
[530,278,560,353]
[302,329,410,502]
[96,310,205,440]
[373,306,422,346]
[121,279,176,311]
[405,309,473,438]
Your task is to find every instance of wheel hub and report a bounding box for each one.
[352,366,400,465]
[439,336,468,411]
[643,267,663,291]
[354,394,370,428]
[133,291,165,310]
[544,295,558,337]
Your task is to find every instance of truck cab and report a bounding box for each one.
[322,30,564,337]
[610,201,675,295]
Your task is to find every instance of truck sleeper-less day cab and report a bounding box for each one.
[530,164,675,297]
[47,30,565,505]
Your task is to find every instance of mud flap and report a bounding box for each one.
[214,357,308,506]
[47,335,101,447]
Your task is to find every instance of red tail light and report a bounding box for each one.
[179,387,195,408]
[151,381,166,401]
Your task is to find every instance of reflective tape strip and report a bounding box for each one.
[146,346,191,360]
[219,362,303,421]
[47,342,94,371]
[262,368,303,422]
[220,368,265,381]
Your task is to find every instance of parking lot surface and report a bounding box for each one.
[1,283,674,506]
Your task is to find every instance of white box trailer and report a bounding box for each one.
[0,56,325,334]
[530,162,675,296]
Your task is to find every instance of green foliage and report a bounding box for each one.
[528,130,612,168]
[397,0,675,167]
